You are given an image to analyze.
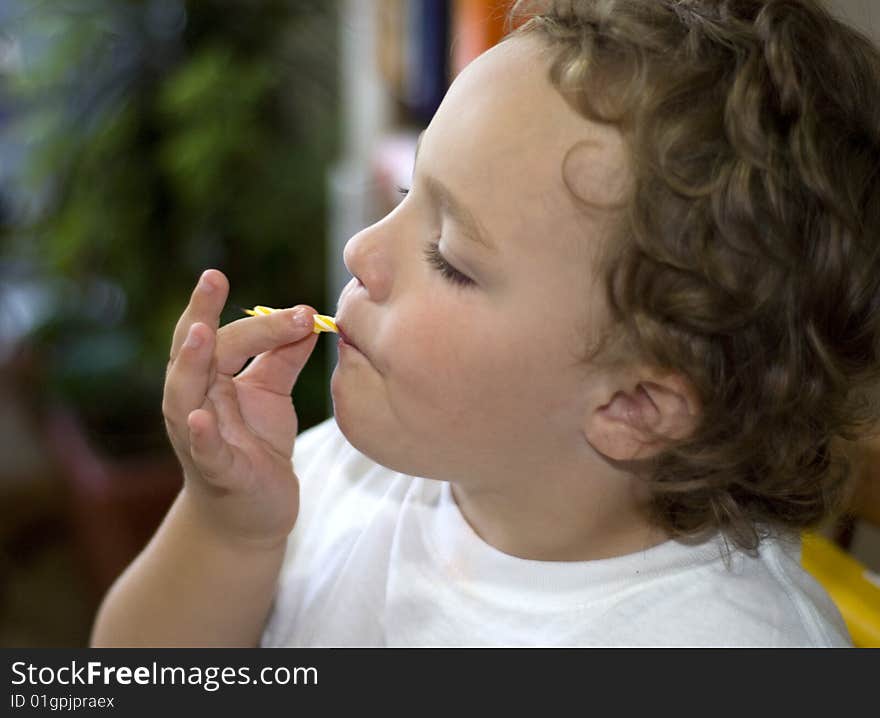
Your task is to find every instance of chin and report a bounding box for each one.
[330,377,384,461]
[334,414,402,473]
[330,396,426,477]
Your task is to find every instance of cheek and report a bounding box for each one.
[385,301,477,401]
[385,302,562,426]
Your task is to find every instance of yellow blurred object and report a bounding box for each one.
[243,305,277,316]
[801,531,880,648]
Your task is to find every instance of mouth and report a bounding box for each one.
[335,322,362,354]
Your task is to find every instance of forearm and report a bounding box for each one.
[90,488,287,647]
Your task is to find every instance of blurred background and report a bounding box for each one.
[0,0,878,647]
[0,0,515,646]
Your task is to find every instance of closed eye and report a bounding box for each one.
[423,242,475,288]
[398,185,476,289]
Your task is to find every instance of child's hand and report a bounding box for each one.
[162,269,319,549]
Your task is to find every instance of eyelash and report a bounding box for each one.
[396,185,475,288]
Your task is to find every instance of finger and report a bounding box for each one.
[237,331,319,396]
[187,408,244,491]
[163,322,216,422]
[215,305,317,376]
[169,269,229,362]
[209,378,297,461]
[233,374,300,458]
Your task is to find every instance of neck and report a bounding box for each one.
[449,458,669,562]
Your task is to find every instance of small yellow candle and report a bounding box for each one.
[243,306,338,335]
[311,314,338,334]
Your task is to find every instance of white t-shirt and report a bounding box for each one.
[260,417,852,647]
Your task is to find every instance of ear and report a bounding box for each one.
[584,369,702,462]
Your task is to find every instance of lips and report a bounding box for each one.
[335,282,368,358]
[335,321,362,353]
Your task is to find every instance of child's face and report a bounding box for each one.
[332,34,628,484]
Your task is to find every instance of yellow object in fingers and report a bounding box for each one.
[243,305,278,316]
[243,306,337,335]
[312,314,338,334]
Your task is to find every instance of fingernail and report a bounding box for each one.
[184,324,203,349]
[199,271,215,293]
[292,307,312,329]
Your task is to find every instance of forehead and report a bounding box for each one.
[419,34,628,249]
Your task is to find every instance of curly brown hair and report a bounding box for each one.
[505,0,880,553]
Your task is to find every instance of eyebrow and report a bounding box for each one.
[413,132,496,252]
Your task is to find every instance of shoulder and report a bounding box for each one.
[637,533,852,647]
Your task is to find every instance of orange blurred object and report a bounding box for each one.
[451,0,520,79]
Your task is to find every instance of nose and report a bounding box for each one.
[342,221,393,302]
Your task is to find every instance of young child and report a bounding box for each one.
[91,0,880,647]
